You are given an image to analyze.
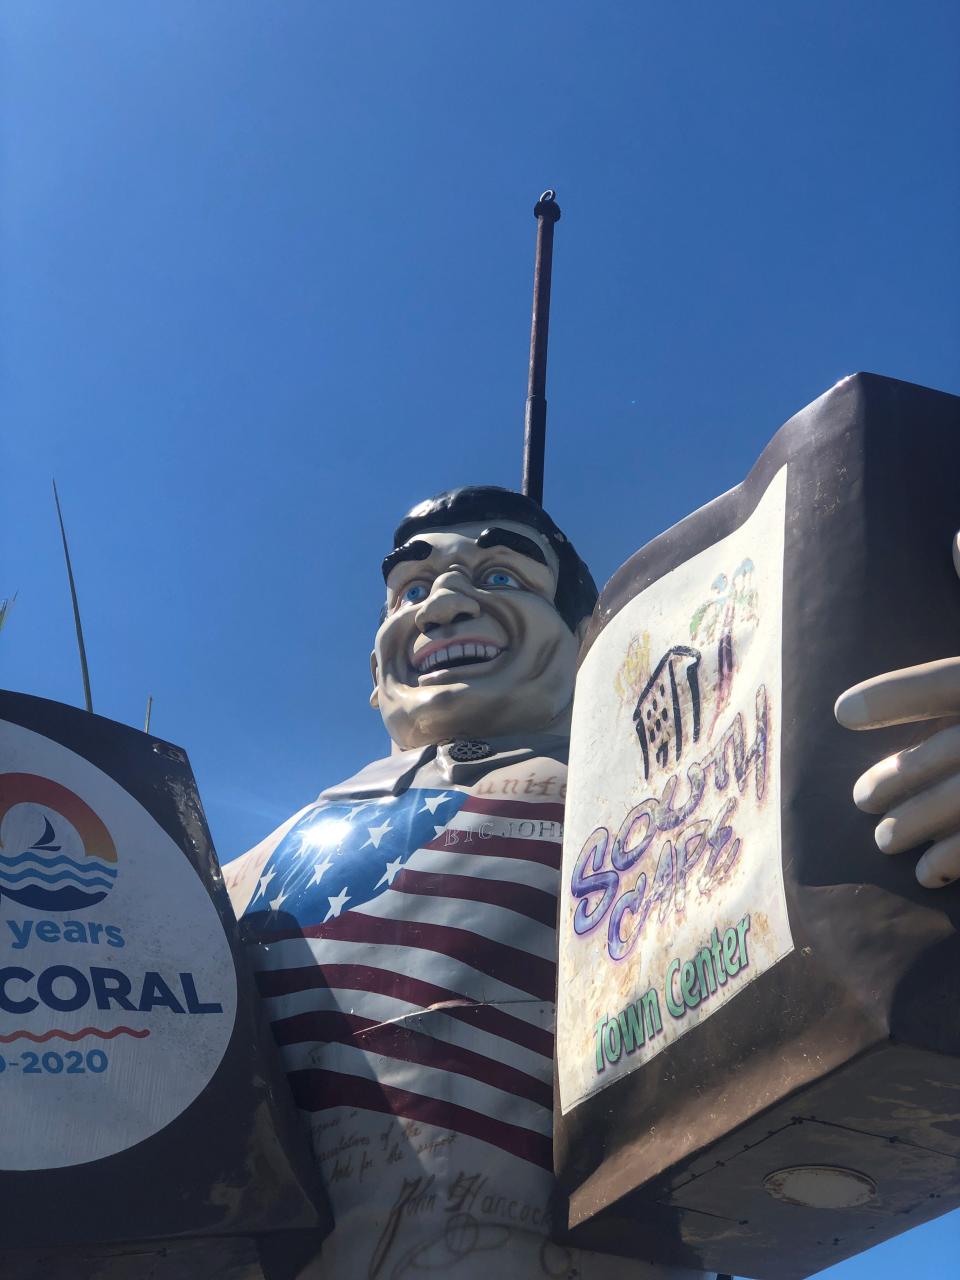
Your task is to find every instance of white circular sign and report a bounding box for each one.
[0,720,238,1169]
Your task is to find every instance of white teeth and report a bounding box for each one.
[414,643,503,673]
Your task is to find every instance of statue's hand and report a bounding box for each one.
[834,534,960,888]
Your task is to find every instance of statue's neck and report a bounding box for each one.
[389,703,573,755]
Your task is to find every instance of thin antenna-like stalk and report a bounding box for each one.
[521,189,561,506]
[0,592,17,634]
[144,695,153,734]
[52,479,93,713]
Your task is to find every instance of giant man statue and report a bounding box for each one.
[225,486,960,1278]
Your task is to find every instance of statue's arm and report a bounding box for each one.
[223,804,316,916]
[835,533,960,888]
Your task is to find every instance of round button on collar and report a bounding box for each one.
[448,740,493,763]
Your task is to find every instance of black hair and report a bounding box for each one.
[386,485,598,631]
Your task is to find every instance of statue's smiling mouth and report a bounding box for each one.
[412,641,504,676]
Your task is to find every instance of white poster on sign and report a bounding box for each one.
[0,722,238,1169]
[557,466,793,1113]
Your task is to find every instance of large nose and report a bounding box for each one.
[414,571,481,634]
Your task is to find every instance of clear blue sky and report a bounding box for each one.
[2,4,959,1274]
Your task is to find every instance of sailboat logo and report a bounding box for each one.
[0,773,119,912]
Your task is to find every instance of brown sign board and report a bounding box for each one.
[0,690,331,1279]
[554,373,960,1278]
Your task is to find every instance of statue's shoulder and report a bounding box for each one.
[224,739,571,917]
[224,749,410,917]
[223,803,317,917]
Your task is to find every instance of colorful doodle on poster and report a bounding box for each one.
[557,467,793,1112]
[570,680,768,962]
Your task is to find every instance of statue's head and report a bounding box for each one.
[371,486,598,750]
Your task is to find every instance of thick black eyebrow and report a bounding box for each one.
[476,526,547,566]
[381,526,548,586]
[381,539,433,583]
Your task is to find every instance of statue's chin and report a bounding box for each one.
[381,684,573,752]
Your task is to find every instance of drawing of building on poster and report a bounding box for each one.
[557,466,793,1113]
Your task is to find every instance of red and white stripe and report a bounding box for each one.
[246,794,563,1171]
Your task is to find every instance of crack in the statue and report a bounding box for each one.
[357,997,546,1035]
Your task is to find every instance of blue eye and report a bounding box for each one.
[402,582,428,604]
[481,569,520,589]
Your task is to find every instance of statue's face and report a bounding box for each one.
[372,520,582,750]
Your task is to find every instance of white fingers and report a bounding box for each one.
[953,530,960,581]
[873,772,960,855]
[835,657,960,731]
[916,831,960,888]
[852,725,960,814]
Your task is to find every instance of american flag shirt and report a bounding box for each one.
[228,742,694,1280]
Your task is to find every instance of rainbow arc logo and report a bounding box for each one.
[0,773,118,911]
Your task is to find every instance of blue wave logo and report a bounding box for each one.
[0,774,120,913]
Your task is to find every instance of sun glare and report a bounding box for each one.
[300,818,351,850]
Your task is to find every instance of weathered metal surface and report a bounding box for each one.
[521,189,561,506]
[554,373,960,1278]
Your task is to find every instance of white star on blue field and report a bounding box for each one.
[241,789,468,930]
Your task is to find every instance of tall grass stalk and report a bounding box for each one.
[52,479,93,713]
[0,592,16,634]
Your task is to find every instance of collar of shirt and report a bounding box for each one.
[318,733,570,802]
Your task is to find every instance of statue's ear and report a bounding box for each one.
[369,650,380,709]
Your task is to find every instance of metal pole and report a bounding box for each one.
[52,479,93,714]
[521,189,561,506]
